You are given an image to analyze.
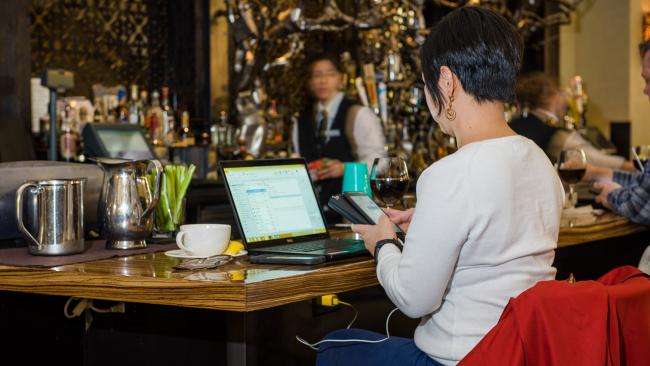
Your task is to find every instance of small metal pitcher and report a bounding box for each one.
[15,178,86,256]
[94,158,162,250]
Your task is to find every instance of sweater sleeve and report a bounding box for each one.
[376,164,471,318]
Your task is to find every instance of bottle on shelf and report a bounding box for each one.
[409,125,431,179]
[128,84,139,125]
[161,87,176,147]
[138,90,149,128]
[93,97,103,123]
[115,88,129,124]
[177,111,195,147]
[59,103,79,162]
[147,90,167,158]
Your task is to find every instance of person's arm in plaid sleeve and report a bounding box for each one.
[596,175,650,225]
[612,170,642,188]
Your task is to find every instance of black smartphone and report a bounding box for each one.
[249,254,326,265]
[343,192,402,233]
[328,194,372,224]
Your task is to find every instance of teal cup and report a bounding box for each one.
[342,162,372,197]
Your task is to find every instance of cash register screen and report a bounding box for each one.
[95,129,154,160]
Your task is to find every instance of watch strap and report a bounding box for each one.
[374,238,402,263]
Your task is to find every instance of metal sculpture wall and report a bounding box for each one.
[30,0,169,97]
[219,0,586,163]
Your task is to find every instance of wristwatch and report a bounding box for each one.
[374,238,403,263]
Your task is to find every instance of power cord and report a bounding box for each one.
[63,297,125,318]
[296,294,400,351]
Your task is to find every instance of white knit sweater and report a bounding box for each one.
[377,135,564,365]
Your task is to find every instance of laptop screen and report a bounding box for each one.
[222,163,327,243]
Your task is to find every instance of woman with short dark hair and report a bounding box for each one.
[316,7,564,365]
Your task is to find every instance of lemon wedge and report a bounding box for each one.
[224,240,244,256]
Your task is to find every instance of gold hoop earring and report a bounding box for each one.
[446,95,457,121]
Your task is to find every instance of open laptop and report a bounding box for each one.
[219,158,367,260]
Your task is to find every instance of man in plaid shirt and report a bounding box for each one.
[584,40,650,226]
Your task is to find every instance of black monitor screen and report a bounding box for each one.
[94,128,154,160]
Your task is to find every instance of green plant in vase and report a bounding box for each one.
[149,163,196,235]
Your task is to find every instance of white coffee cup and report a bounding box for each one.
[175,224,231,257]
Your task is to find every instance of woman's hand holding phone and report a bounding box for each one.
[384,207,415,233]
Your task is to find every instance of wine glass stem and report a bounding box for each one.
[569,184,576,207]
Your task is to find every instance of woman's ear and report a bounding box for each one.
[438,66,455,98]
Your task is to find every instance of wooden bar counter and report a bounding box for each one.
[0,214,647,366]
[0,214,646,313]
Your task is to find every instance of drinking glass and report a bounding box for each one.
[557,148,587,208]
[631,145,650,172]
[370,157,410,208]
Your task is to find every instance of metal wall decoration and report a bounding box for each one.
[30,0,169,97]
[432,0,585,39]
[216,0,585,163]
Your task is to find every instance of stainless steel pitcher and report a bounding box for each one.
[95,158,162,249]
[15,178,86,256]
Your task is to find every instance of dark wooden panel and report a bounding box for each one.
[0,0,35,162]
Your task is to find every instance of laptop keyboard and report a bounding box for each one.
[269,239,347,253]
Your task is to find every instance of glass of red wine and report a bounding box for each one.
[557,148,587,208]
[370,157,410,208]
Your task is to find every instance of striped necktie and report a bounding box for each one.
[316,109,328,140]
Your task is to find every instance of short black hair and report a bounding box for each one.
[421,7,523,115]
[639,40,650,59]
[308,52,342,75]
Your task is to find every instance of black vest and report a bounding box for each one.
[510,113,558,154]
[298,97,356,224]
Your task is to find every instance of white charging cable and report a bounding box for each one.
[296,307,400,351]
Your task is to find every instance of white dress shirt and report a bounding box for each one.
[376,135,564,365]
[292,92,386,170]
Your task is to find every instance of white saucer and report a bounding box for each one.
[165,249,221,259]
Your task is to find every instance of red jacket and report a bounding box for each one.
[460,266,650,366]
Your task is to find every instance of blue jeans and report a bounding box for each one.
[315,329,443,366]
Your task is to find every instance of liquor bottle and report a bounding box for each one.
[409,125,431,179]
[568,76,587,129]
[178,111,195,147]
[138,90,149,128]
[161,87,174,144]
[128,85,139,125]
[147,90,166,158]
[115,88,129,124]
[59,103,78,162]
[93,97,103,123]
[363,63,379,115]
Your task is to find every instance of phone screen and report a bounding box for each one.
[347,194,385,224]
[346,194,403,232]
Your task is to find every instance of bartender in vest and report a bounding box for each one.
[292,53,386,224]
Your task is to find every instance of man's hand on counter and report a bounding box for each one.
[593,181,621,209]
[583,164,614,183]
